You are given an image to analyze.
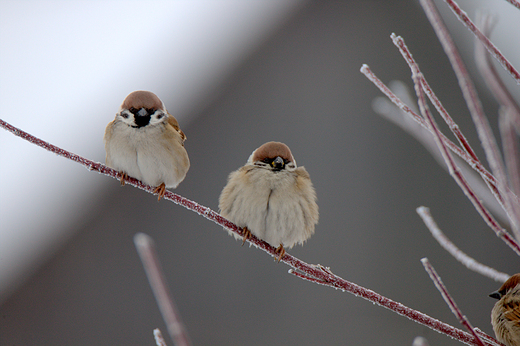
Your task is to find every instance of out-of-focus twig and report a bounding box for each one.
[417,206,510,282]
[135,233,192,346]
[412,336,431,346]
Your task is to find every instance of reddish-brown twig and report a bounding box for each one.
[421,258,487,346]
[360,65,499,193]
[443,0,520,84]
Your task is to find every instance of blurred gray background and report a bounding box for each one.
[1,1,519,345]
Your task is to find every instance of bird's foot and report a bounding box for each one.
[119,172,128,186]
[153,183,166,201]
[274,245,286,262]
[241,227,252,246]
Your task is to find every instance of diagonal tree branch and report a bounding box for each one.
[442,0,520,84]
[421,258,486,346]
[0,117,500,346]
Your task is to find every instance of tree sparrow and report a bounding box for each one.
[104,90,190,200]
[490,273,520,346]
[218,141,319,261]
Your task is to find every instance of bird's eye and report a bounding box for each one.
[156,113,164,119]
[129,107,137,113]
[147,108,155,115]
[262,158,271,164]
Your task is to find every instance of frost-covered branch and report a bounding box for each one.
[0,118,499,346]
[421,258,487,346]
[417,207,509,283]
[442,0,520,84]
[361,65,500,196]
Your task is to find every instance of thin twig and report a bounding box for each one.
[0,118,501,346]
[474,13,520,133]
[361,65,500,193]
[134,233,192,346]
[417,206,510,283]
[503,0,520,10]
[421,258,486,346]
[390,33,479,162]
[443,0,520,84]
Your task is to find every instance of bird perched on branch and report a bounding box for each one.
[219,141,318,261]
[490,273,520,346]
[104,90,190,200]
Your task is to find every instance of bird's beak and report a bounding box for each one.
[271,156,285,171]
[137,108,148,117]
[133,108,152,128]
[489,290,502,300]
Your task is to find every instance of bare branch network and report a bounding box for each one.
[1,0,519,345]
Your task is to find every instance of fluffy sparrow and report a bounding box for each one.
[490,273,520,346]
[218,141,318,261]
[104,90,190,200]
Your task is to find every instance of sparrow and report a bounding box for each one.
[218,141,319,261]
[490,273,520,346]
[104,90,190,200]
